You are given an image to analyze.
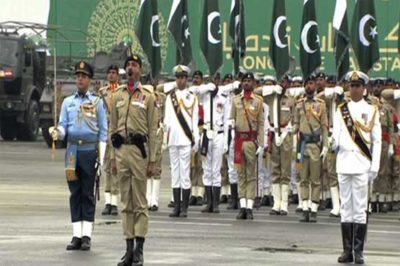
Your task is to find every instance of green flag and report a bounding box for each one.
[333,0,350,81]
[135,0,161,79]
[351,0,379,73]
[200,0,223,76]
[229,0,246,76]
[167,0,193,66]
[299,0,321,79]
[269,0,289,81]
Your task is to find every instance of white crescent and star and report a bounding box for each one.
[181,15,190,47]
[207,11,221,44]
[301,20,318,54]
[273,16,288,49]
[359,14,377,47]
[150,15,160,47]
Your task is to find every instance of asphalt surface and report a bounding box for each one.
[0,140,399,266]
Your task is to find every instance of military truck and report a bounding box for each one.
[0,22,47,141]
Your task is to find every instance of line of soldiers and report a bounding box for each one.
[51,54,398,266]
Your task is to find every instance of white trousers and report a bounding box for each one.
[257,153,270,195]
[227,140,238,184]
[169,145,192,189]
[338,173,369,224]
[202,133,224,187]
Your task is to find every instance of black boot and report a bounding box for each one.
[132,237,144,266]
[117,239,134,266]
[254,197,262,209]
[309,212,317,223]
[213,186,221,213]
[201,186,213,213]
[189,195,197,206]
[80,236,91,251]
[318,199,326,211]
[227,184,238,210]
[102,204,111,215]
[261,195,269,206]
[196,196,203,206]
[354,223,367,264]
[66,237,81,250]
[180,189,190,218]
[236,208,247,220]
[338,223,354,263]
[110,205,118,216]
[299,210,310,222]
[169,188,181,217]
[220,194,228,204]
[246,209,254,220]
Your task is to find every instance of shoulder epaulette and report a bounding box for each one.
[142,85,154,94]
[315,97,325,103]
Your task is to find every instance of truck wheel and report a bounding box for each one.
[41,122,67,149]
[0,117,17,140]
[17,100,40,141]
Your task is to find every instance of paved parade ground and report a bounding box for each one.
[0,140,399,266]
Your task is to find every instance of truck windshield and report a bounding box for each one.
[0,39,18,68]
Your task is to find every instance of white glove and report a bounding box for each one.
[207,83,217,92]
[49,126,58,140]
[320,146,328,162]
[334,86,344,95]
[273,85,283,95]
[256,146,263,155]
[368,171,378,182]
[223,142,229,154]
[388,144,394,157]
[274,135,282,147]
[324,88,334,98]
[394,90,400,100]
[48,126,65,141]
[192,139,199,153]
[233,80,241,89]
[99,141,107,166]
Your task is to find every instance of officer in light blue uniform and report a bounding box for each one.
[50,61,107,251]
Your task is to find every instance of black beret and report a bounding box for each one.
[192,70,203,78]
[223,73,233,81]
[242,72,255,81]
[124,54,142,69]
[107,64,119,73]
[315,72,326,79]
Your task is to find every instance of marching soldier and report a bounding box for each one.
[98,65,120,216]
[111,55,158,266]
[332,71,381,265]
[146,85,166,211]
[230,72,264,220]
[294,75,329,223]
[164,65,199,218]
[50,61,107,251]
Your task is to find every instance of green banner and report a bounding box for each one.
[48,0,400,79]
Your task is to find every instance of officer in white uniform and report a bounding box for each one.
[332,71,381,265]
[164,65,199,218]
[199,80,230,213]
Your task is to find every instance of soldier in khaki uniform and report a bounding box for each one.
[315,75,345,217]
[294,75,329,222]
[380,82,400,212]
[111,55,158,266]
[146,87,166,211]
[230,72,264,220]
[256,75,295,215]
[371,79,395,212]
[98,65,120,216]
